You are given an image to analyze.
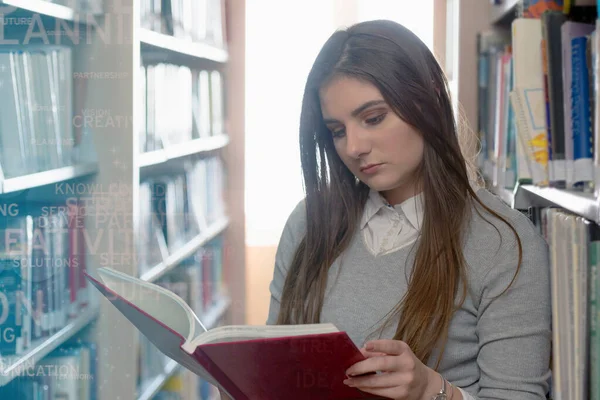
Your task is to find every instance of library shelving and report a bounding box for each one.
[139,134,230,170]
[0,0,103,22]
[139,216,230,283]
[140,28,229,67]
[0,0,246,400]
[0,307,99,387]
[463,1,600,399]
[1,162,98,194]
[491,181,600,223]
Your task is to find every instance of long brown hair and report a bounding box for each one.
[276,20,522,369]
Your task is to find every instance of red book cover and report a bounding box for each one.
[85,267,388,400]
[67,201,79,318]
[194,332,379,400]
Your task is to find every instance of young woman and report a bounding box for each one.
[223,19,551,400]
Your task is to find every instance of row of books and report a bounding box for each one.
[0,46,75,180]
[0,341,97,400]
[140,0,225,48]
[139,64,225,153]
[0,200,89,357]
[138,156,227,276]
[477,1,600,191]
[137,238,226,396]
[521,204,600,400]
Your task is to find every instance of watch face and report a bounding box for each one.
[431,395,447,400]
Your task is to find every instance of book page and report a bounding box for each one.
[190,323,340,347]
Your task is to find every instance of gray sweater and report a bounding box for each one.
[266,188,552,399]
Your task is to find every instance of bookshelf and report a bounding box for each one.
[139,216,229,283]
[1,163,98,194]
[0,307,99,387]
[490,181,600,222]
[0,0,103,22]
[139,134,230,169]
[458,1,600,399]
[140,28,229,67]
[0,0,246,399]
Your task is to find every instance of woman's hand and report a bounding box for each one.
[343,339,441,400]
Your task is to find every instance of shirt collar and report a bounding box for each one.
[361,189,424,231]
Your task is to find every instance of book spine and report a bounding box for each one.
[571,36,594,186]
[542,36,554,181]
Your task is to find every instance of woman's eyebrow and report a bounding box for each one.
[323,100,386,124]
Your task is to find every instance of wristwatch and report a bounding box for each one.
[430,374,447,400]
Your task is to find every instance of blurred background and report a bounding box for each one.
[0,0,598,399]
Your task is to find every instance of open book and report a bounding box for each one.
[86,267,385,400]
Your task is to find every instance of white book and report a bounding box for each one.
[512,18,548,185]
[210,70,223,135]
[21,52,40,174]
[0,52,27,178]
[191,0,208,42]
[139,65,147,153]
[56,48,73,167]
[198,70,211,137]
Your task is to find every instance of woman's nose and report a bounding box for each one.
[345,128,371,159]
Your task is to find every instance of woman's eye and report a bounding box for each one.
[331,128,345,138]
[365,113,386,125]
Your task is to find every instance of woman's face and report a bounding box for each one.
[319,76,424,205]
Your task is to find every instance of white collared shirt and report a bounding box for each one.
[361,189,423,256]
[361,189,476,400]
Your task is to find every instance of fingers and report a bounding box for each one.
[364,339,408,356]
[344,371,409,390]
[347,351,416,377]
[346,355,400,376]
[359,347,387,358]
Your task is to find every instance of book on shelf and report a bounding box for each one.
[139,0,225,47]
[539,207,600,400]
[0,341,98,399]
[477,6,600,193]
[86,267,385,400]
[0,45,74,180]
[139,63,225,154]
[0,200,89,357]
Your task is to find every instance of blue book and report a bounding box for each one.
[571,35,593,186]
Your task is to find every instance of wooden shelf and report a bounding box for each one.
[140,28,228,68]
[0,0,102,22]
[0,307,99,387]
[135,296,230,400]
[139,135,229,169]
[1,163,98,194]
[140,217,230,283]
[490,0,521,25]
